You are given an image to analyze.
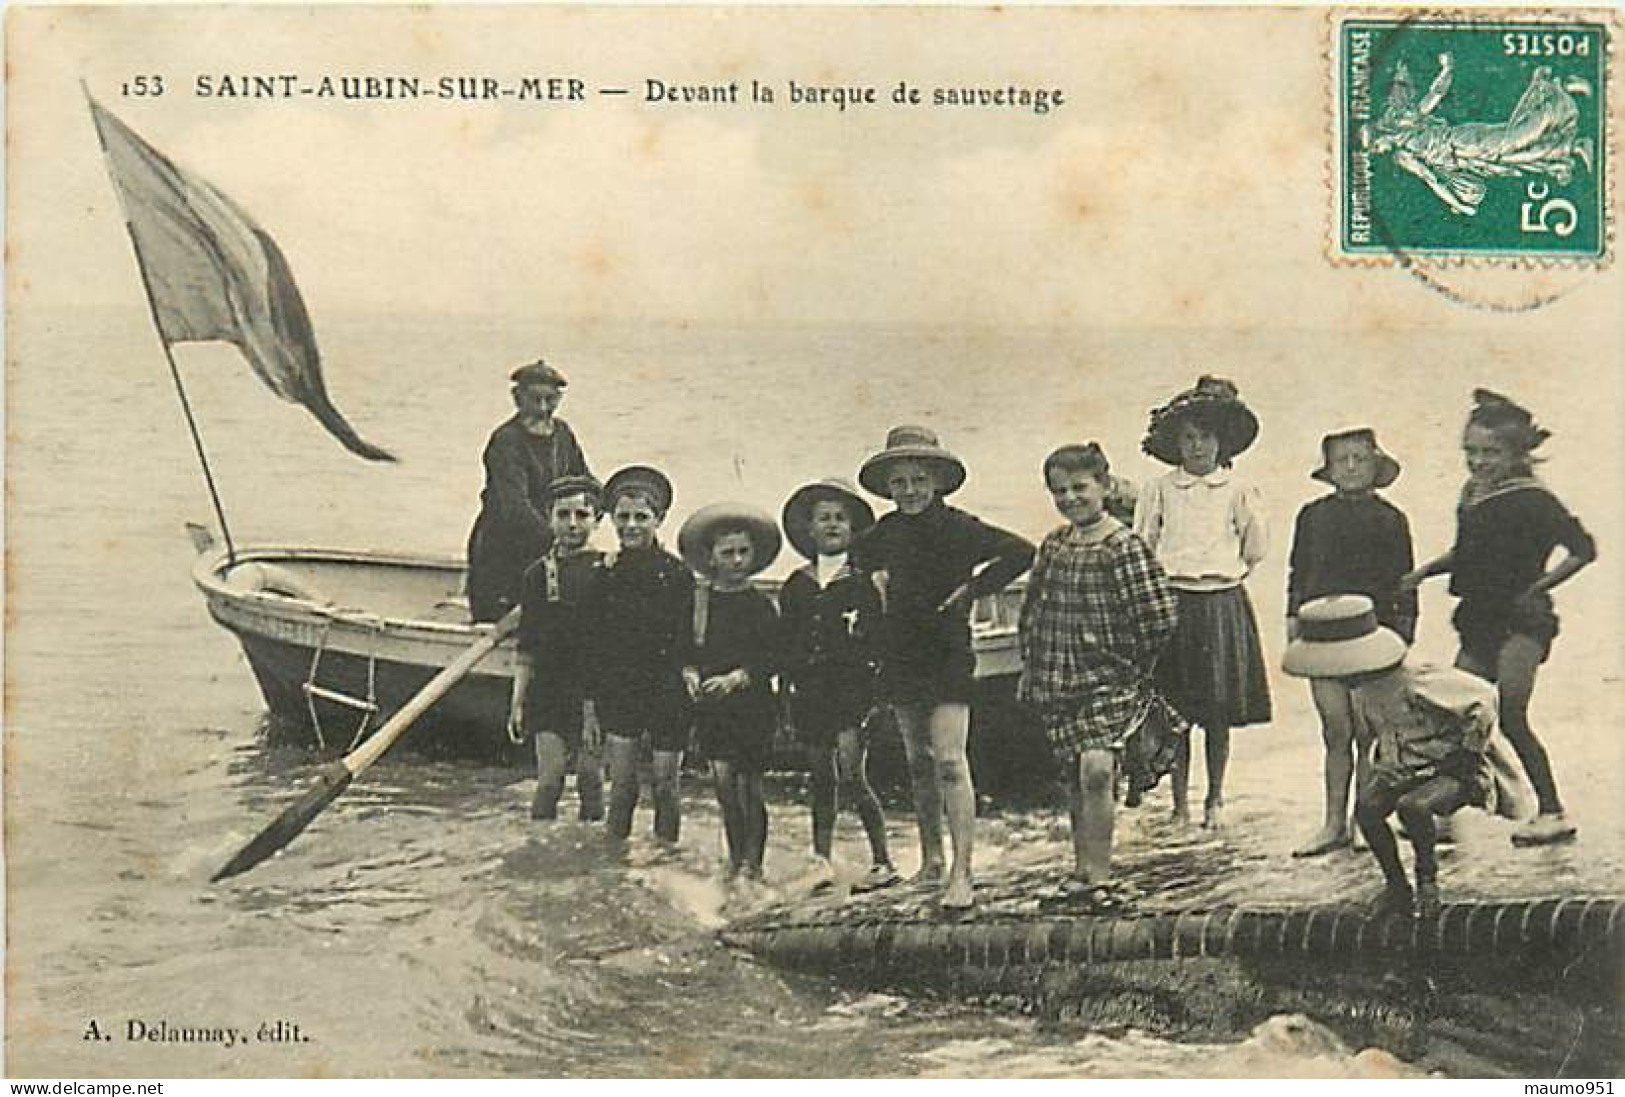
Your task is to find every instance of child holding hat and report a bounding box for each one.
[780,478,898,892]
[678,503,784,882]
[852,425,1035,911]
[507,474,609,822]
[1287,428,1418,858]
[592,465,694,846]
[1284,595,1498,918]
[1135,375,1272,830]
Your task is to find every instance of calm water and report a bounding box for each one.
[6,307,1621,1076]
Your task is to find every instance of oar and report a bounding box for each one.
[212,608,520,882]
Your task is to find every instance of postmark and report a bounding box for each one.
[1331,11,1614,267]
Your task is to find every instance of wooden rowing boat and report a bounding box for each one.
[190,533,1047,779]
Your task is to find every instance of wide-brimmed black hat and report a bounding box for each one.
[678,503,782,578]
[510,359,567,388]
[1311,428,1400,489]
[858,425,967,498]
[602,465,673,516]
[781,478,875,559]
[1142,375,1259,466]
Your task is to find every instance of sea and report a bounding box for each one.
[5,306,1621,1078]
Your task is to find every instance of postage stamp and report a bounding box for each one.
[1333,11,1614,264]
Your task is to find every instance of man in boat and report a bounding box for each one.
[466,360,593,623]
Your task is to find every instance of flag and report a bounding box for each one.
[87,96,394,462]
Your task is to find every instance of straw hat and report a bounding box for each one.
[1142,375,1260,466]
[782,478,875,559]
[678,503,783,578]
[858,425,967,498]
[1311,428,1401,489]
[541,473,603,511]
[1282,595,1407,679]
[602,465,673,516]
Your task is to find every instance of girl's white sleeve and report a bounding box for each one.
[1133,475,1163,551]
[1235,483,1269,570]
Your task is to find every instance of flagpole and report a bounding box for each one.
[85,90,238,567]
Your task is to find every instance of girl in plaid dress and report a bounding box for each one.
[1019,444,1186,905]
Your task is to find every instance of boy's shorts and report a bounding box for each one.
[1453,597,1559,671]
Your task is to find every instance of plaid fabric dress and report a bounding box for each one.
[1017,518,1187,764]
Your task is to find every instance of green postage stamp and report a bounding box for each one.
[1334,12,1613,263]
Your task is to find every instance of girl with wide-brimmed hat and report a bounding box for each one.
[1287,427,1418,858]
[852,425,1035,911]
[779,478,898,893]
[1401,389,1597,848]
[1135,375,1273,831]
[678,502,783,883]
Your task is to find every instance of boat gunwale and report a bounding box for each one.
[191,542,1024,653]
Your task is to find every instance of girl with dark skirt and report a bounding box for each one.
[1134,376,1273,830]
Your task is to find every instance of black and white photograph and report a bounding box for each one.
[4,3,1621,1079]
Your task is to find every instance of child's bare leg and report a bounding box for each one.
[1170,733,1191,823]
[1297,679,1356,854]
[1397,777,1468,914]
[837,728,891,867]
[1203,724,1231,826]
[650,749,682,844]
[1496,636,1564,816]
[895,702,946,879]
[808,741,838,860]
[1354,785,1410,896]
[711,760,743,870]
[1072,749,1115,883]
[576,742,604,822]
[741,769,768,874]
[604,734,641,841]
[532,732,569,820]
[931,702,976,907]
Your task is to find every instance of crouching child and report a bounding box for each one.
[1284,595,1499,918]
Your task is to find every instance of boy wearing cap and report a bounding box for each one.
[1284,595,1498,919]
[1287,428,1418,858]
[780,479,898,892]
[677,503,783,882]
[507,475,607,822]
[466,359,592,623]
[592,466,694,846]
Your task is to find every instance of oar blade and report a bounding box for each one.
[211,762,353,882]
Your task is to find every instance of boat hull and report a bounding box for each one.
[194,544,1051,783]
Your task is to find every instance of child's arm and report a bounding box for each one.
[1234,484,1268,574]
[1114,537,1179,671]
[1401,550,1453,592]
[1392,510,1419,643]
[1284,504,1313,640]
[1518,503,1598,607]
[943,515,1035,612]
[507,654,533,745]
[1132,476,1163,551]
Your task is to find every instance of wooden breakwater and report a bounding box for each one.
[720,864,1624,1076]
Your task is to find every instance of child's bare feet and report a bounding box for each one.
[940,874,974,911]
[1367,882,1414,919]
[1292,825,1351,858]
[1170,806,1191,827]
[910,860,947,886]
[1414,881,1441,919]
[1202,800,1226,831]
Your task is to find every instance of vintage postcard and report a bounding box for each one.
[5,3,1622,1081]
